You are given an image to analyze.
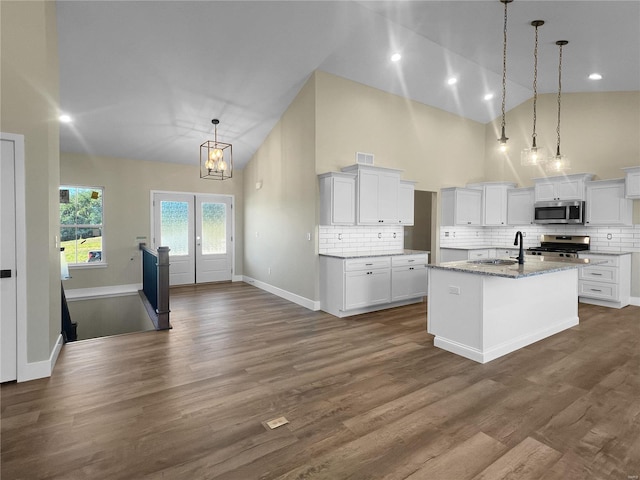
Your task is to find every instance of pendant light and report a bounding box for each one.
[497,0,513,152]
[521,20,547,166]
[547,40,570,173]
[200,119,233,180]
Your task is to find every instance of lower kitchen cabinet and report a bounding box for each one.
[440,248,495,263]
[578,253,631,309]
[320,253,428,317]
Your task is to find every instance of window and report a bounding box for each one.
[59,186,104,265]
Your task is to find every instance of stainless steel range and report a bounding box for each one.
[527,234,590,259]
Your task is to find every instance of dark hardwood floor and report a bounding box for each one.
[2,282,639,479]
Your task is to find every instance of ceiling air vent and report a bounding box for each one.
[355,151,374,166]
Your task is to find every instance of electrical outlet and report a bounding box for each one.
[445,232,449,237]
[306,232,311,241]
[268,267,271,275]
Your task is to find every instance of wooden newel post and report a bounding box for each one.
[156,246,171,330]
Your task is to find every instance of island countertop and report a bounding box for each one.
[428,256,596,279]
[320,249,429,259]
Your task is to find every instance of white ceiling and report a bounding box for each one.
[56,1,640,169]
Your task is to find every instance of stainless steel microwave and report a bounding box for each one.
[534,200,585,224]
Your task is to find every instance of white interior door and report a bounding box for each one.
[1,137,18,382]
[195,195,232,283]
[153,194,195,286]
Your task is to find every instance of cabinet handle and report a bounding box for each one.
[590,288,602,292]
[409,267,414,270]
[365,263,373,266]
[408,259,414,262]
[590,273,603,276]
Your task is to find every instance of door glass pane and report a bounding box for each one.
[201,202,226,254]
[160,201,189,255]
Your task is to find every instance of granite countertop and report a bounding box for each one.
[428,256,597,279]
[440,245,520,250]
[580,250,633,256]
[320,249,429,259]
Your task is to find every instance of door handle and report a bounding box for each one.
[1,269,11,278]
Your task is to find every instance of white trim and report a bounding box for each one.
[629,296,640,307]
[434,317,579,364]
[2,133,28,383]
[243,276,320,311]
[232,274,243,282]
[65,283,142,301]
[19,334,63,382]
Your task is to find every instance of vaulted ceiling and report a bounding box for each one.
[56,1,640,169]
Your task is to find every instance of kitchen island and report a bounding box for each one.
[427,256,593,363]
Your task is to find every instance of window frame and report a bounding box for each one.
[59,185,106,268]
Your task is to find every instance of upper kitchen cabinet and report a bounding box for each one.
[342,165,402,224]
[467,182,517,226]
[507,187,535,225]
[622,166,640,199]
[441,187,482,226]
[397,181,415,225]
[585,178,632,226]
[319,172,356,225]
[533,173,594,202]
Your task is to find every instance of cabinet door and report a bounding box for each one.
[507,188,534,225]
[357,170,380,224]
[397,182,414,225]
[377,171,400,222]
[392,265,427,301]
[331,176,355,224]
[483,186,507,225]
[625,169,640,198]
[345,269,391,310]
[555,179,583,200]
[456,189,482,225]
[534,182,556,202]
[586,181,631,225]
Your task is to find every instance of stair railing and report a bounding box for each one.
[139,244,171,330]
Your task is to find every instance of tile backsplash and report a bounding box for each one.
[319,226,404,255]
[440,224,640,253]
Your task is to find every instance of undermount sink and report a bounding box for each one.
[467,258,518,266]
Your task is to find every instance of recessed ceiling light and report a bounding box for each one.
[59,114,72,123]
[484,93,494,101]
[588,73,603,80]
[390,53,402,62]
[447,77,458,86]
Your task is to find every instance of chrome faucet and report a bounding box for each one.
[514,231,525,264]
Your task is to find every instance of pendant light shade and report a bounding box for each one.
[546,40,570,173]
[521,20,547,166]
[497,0,513,152]
[200,119,233,180]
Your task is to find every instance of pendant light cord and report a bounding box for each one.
[532,24,539,144]
[500,0,508,134]
[556,42,564,156]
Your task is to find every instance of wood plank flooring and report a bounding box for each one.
[2,282,639,479]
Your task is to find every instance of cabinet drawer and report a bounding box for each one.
[391,254,427,267]
[468,249,491,260]
[579,265,618,283]
[579,281,619,301]
[579,254,619,267]
[344,257,391,271]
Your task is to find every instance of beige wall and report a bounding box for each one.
[1,1,61,362]
[60,153,244,290]
[243,74,318,301]
[315,71,487,191]
[484,91,640,184]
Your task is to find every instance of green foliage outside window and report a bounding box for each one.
[59,186,104,264]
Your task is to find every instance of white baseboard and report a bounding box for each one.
[18,334,63,382]
[65,283,142,301]
[243,276,320,311]
[630,296,640,307]
[232,274,243,282]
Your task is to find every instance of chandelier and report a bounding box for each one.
[200,119,233,180]
[546,41,570,173]
[497,0,513,152]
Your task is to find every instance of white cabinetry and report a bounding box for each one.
[397,181,415,225]
[622,166,640,199]
[441,187,482,226]
[440,248,496,263]
[391,254,428,301]
[533,174,593,201]
[319,172,355,225]
[585,179,632,226]
[507,187,535,225]
[578,253,631,309]
[467,182,516,226]
[320,253,428,317]
[342,165,401,224]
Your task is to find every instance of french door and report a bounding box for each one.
[153,193,233,286]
